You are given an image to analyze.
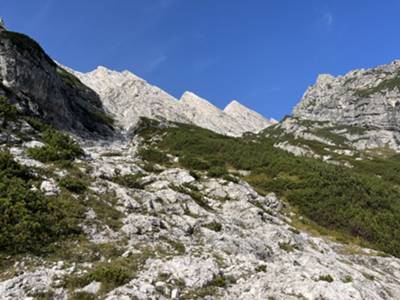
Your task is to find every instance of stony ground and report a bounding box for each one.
[1,129,400,300]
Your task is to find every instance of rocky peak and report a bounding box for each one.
[72,66,275,136]
[293,59,400,132]
[0,30,113,137]
[224,100,276,133]
[71,66,190,132]
[179,91,248,136]
[0,17,6,32]
[180,91,223,114]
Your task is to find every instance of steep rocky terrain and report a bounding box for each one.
[1,116,400,300]
[0,31,113,137]
[69,66,190,132]
[291,60,400,150]
[224,100,278,133]
[293,60,400,129]
[70,67,274,136]
[1,26,400,300]
[179,91,247,136]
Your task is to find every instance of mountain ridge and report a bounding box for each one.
[68,65,275,136]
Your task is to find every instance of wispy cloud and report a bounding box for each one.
[323,12,334,27]
[146,54,167,73]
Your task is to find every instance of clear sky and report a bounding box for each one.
[1,1,400,120]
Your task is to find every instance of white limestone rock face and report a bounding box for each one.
[70,66,190,132]
[179,91,246,136]
[68,66,274,136]
[224,100,276,133]
[293,60,400,149]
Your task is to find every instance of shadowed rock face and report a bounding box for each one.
[0,31,114,137]
[293,60,400,132]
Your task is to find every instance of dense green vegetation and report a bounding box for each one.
[112,173,145,189]
[0,96,18,127]
[27,128,84,163]
[138,118,400,257]
[139,148,169,164]
[59,177,87,194]
[65,249,154,294]
[0,151,84,254]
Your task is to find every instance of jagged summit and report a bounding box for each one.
[224,100,277,133]
[293,59,400,131]
[69,65,274,136]
[180,91,222,113]
[70,65,188,132]
[178,91,247,136]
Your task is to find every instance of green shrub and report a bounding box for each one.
[362,273,375,281]
[170,184,212,211]
[207,166,228,178]
[66,251,153,294]
[112,173,144,189]
[69,292,96,300]
[341,275,353,283]
[138,148,168,164]
[67,262,131,294]
[180,156,209,170]
[189,170,200,180]
[28,128,84,163]
[84,264,130,286]
[24,116,49,132]
[318,275,334,282]
[278,242,298,253]
[0,96,18,127]
[0,151,84,254]
[255,265,267,272]
[202,221,222,232]
[59,177,87,194]
[86,195,124,231]
[208,274,236,288]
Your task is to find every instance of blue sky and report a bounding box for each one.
[2,0,400,120]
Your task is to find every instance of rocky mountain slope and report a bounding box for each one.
[224,100,278,133]
[1,26,400,300]
[68,66,190,132]
[179,91,248,136]
[1,115,400,300]
[0,31,113,137]
[293,60,400,129]
[70,67,275,136]
[291,60,400,150]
